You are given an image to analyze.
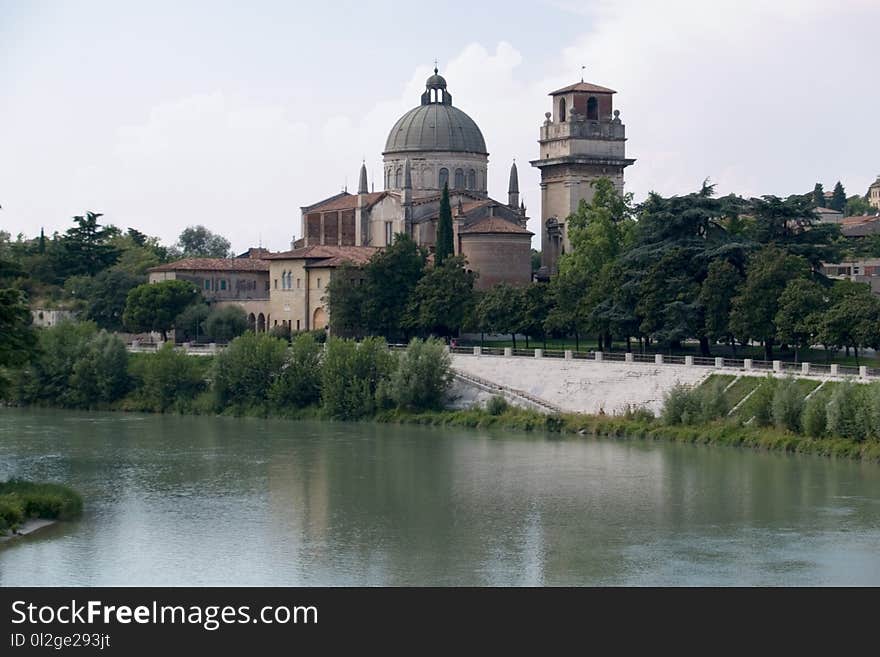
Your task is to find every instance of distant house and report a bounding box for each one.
[839,215,880,238]
[820,258,880,296]
[868,175,880,211]
[31,308,75,328]
[814,206,843,223]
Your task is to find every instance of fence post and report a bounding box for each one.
[860,365,868,379]
[714,357,724,368]
[743,358,752,370]
[595,351,603,362]
[685,355,694,366]
[534,349,543,358]
[830,364,839,376]
[655,354,664,364]
[773,360,782,373]
[473,346,481,357]
[564,350,573,360]
[625,352,633,363]
[801,362,810,375]
[504,347,512,357]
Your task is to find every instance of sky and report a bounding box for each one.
[2,0,879,253]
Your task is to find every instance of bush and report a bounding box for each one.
[204,306,248,343]
[661,384,700,425]
[130,343,207,412]
[486,395,509,416]
[0,494,25,533]
[270,323,292,342]
[320,337,396,420]
[772,377,805,433]
[0,479,83,534]
[175,304,210,342]
[387,338,453,411]
[749,377,777,427]
[213,332,288,412]
[622,404,655,422]
[269,333,322,410]
[698,377,730,423]
[801,391,828,438]
[826,381,869,441]
[865,383,880,439]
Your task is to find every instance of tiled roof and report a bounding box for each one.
[304,192,387,214]
[459,217,533,235]
[549,81,616,95]
[265,245,378,263]
[148,258,268,273]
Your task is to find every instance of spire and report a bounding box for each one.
[358,161,368,194]
[508,160,519,208]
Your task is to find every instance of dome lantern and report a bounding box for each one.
[421,67,452,105]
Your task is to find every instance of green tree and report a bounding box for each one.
[269,333,322,410]
[845,195,873,217]
[812,183,826,207]
[0,289,37,369]
[435,183,454,266]
[359,234,426,339]
[404,256,476,338]
[174,303,210,342]
[320,337,395,419]
[774,278,827,361]
[55,211,121,278]
[213,332,288,411]
[698,260,742,353]
[519,283,553,349]
[65,269,143,331]
[729,246,811,360]
[387,337,453,411]
[175,225,232,258]
[818,281,880,363]
[130,342,206,412]
[475,283,524,347]
[123,280,201,341]
[830,181,846,212]
[325,263,369,338]
[204,305,248,342]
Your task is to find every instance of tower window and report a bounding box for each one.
[439,168,449,189]
[587,96,598,120]
[467,169,476,190]
[559,98,566,122]
[385,221,393,246]
[454,168,464,189]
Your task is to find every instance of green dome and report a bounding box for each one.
[384,103,487,155]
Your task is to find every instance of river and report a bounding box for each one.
[1,408,879,585]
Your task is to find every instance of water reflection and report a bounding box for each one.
[1,408,879,585]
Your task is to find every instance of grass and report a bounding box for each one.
[0,479,83,535]
[720,376,762,409]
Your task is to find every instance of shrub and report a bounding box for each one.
[131,343,207,412]
[213,332,288,412]
[269,333,322,410]
[204,306,248,343]
[387,338,453,411]
[865,383,880,440]
[175,303,210,342]
[826,381,869,441]
[801,391,828,438]
[622,404,655,422]
[486,395,509,416]
[269,324,292,342]
[320,337,396,420]
[698,377,730,423]
[0,479,83,531]
[661,384,700,425]
[0,494,25,534]
[772,377,805,433]
[749,377,777,427]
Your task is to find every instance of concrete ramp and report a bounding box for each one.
[451,354,713,416]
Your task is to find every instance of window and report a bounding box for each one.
[317,277,322,288]
[467,169,476,190]
[297,278,301,289]
[395,167,402,188]
[204,280,211,290]
[296,320,300,331]
[385,221,393,246]
[274,279,278,289]
[587,96,598,120]
[220,279,227,291]
[439,168,449,189]
[559,98,566,122]
[454,168,464,189]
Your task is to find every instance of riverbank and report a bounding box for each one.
[0,480,83,539]
[376,407,880,462]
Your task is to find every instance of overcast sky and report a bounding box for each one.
[2,0,878,253]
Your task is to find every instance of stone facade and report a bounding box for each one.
[530,81,635,276]
[868,175,880,210]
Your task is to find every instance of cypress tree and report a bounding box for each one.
[436,182,454,266]
[812,183,825,207]
[830,181,846,212]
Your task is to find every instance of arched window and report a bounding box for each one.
[454,168,464,189]
[439,168,449,189]
[395,167,402,188]
[559,98,566,122]
[281,270,287,289]
[421,167,431,188]
[467,169,476,190]
[587,96,598,120]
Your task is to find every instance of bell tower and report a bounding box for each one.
[530,81,635,276]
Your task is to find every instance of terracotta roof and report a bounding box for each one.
[148,258,268,273]
[549,81,616,96]
[304,192,387,214]
[841,215,879,225]
[307,254,374,268]
[459,217,533,235]
[265,245,378,263]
